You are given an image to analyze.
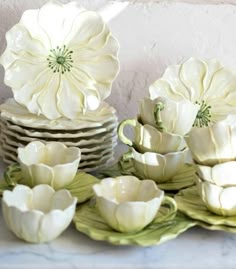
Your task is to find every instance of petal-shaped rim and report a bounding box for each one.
[0,0,119,120]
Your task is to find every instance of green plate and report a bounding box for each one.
[1,163,100,203]
[197,221,236,233]
[97,159,195,191]
[73,201,196,246]
[175,186,236,228]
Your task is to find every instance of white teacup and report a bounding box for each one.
[122,147,188,183]
[118,118,186,154]
[93,176,177,233]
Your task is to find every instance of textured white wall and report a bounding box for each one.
[1,0,236,121]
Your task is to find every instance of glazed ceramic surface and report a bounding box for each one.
[0,0,119,119]
[122,147,188,183]
[195,174,236,216]
[149,57,236,127]
[2,184,77,243]
[118,118,186,154]
[140,97,199,135]
[93,176,173,233]
[195,161,236,187]
[186,115,236,166]
[175,186,236,227]
[18,141,81,190]
[0,99,117,130]
[73,201,196,246]
[2,164,100,203]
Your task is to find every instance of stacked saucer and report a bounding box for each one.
[0,99,118,172]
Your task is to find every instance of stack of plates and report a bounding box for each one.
[0,99,118,172]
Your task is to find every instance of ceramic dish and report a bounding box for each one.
[73,200,196,246]
[97,160,195,191]
[122,147,188,183]
[0,99,117,129]
[175,186,236,227]
[2,133,117,153]
[1,116,118,137]
[0,0,119,119]
[2,184,77,243]
[149,57,236,127]
[1,119,118,139]
[2,164,100,203]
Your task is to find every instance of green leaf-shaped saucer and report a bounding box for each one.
[97,159,195,191]
[1,163,99,203]
[175,186,236,228]
[73,201,196,246]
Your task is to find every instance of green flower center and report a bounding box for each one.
[47,45,73,74]
[193,100,211,127]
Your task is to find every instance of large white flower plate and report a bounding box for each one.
[0,99,117,129]
[149,58,236,127]
[0,1,119,119]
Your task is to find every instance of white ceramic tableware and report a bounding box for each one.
[118,118,186,154]
[149,57,236,127]
[0,1,119,119]
[93,176,177,233]
[2,184,77,243]
[186,115,236,166]
[122,147,188,183]
[18,141,81,189]
[195,174,236,216]
[140,96,199,136]
[196,161,236,187]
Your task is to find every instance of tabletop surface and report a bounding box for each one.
[1,160,236,269]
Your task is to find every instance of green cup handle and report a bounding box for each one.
[118,119,136,146]
[153,196,177,224]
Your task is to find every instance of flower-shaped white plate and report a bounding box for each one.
[2,164,100,203]
[175,186,236,227]
[0,1,119,119]
[149,57,236,127]
[0,99,117,129]
[73,200,196,246]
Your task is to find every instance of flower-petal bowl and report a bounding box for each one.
[18,141,81,190]
[2,184,77,243]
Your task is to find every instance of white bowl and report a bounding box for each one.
[18,141,81,190]
[186,115,236,166]
[118,118,186,154]
[196,161,236,187]
[123,147,188,183]
[140,96,199,136]
[2,184,77,243]
[93,176,169,233]
[195,174,236,216]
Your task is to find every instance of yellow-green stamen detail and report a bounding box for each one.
[47,45,73,74]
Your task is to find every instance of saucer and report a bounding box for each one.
[175,186,236,227]
[73,201,196,246]
[2,164,100,203]
[98,159,195,191]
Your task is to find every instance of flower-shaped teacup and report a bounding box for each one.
[118,118,186,154]
[122,147,188,183]
[195,161,236,187]
[18,141,81,190]
[2,184,77,243]
[93,176,177,233]
[140,97,199,136]
[195,174,236,216]
[186,115,236,166]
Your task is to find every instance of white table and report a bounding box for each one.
[0,160,236,269]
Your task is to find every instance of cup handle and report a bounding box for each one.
[122,151,134,162]
[154,102,167,133]
[118,119,136,146]
[153,196,177,224]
